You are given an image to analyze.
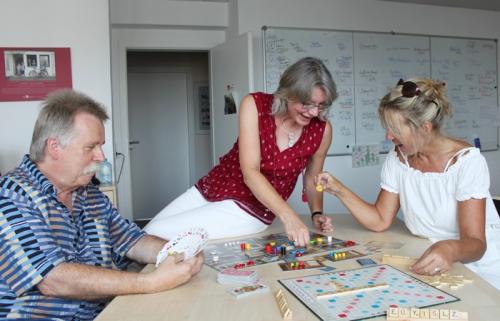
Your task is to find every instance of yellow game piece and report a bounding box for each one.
[316,184,324,192]
[316,237,324,244]
[245,243,251,251]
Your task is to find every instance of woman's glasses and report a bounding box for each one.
[300,102,328,112]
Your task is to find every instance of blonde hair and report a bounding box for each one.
[272,57,338,120]
[379,78,451,135]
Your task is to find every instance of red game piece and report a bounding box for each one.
[299,261,305,269]
[344,240,356,247]
[246,260,255,266]
[240,243,246,251]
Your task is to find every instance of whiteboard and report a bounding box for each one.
[431,37,498,150]
[263,27,498,155]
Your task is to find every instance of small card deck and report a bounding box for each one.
[217,268,258,285]
[228,284,270,299]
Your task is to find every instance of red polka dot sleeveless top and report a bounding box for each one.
[195,92,326,225]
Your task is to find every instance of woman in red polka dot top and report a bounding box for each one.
[145,57,338,246]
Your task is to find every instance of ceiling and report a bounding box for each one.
[377,0,500,11]
[183,0,500,12]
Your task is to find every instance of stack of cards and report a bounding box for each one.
[217,268,258,285]
[228,284,270,299]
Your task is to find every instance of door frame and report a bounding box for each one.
[111,29,225,221]
[127,70,191,220]
[113,51,196,221]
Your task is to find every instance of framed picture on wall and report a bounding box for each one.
[194,81,210,134]
[0,47,72,101]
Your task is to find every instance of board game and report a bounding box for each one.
[279,264,459,321]
[204,232,356,272]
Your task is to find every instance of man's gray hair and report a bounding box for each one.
[29,89,109,162]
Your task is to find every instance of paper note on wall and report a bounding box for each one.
[352,144,380,168]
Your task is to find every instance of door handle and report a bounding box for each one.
[129,141,140,145]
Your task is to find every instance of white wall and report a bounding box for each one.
[0,0,113,175]
[232,0,500,215]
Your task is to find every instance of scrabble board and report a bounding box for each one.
[203,232,356,272]
[279,265,459,321]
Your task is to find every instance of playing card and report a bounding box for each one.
[156,227,208,267]
[228,284,270,298]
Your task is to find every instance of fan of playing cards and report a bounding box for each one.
[155,227,209,267]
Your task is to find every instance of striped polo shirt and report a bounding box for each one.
[0,155,145,320]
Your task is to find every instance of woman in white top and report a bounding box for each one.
[316,78,500,290]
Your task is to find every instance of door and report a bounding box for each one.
[210,32,254,163]
[128,72,190,220]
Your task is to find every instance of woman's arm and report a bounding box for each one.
[316,173,400,232]
[304,120,334,233]
[238,95,310,246]
[411,198,486,275]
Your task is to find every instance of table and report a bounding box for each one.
[96,214,500,321]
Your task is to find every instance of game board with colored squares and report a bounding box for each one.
[279,264,459,321]
[203,232,356,272]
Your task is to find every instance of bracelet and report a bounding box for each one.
[311,211,323,219]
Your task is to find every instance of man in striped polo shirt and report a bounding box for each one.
[0,90,204,320]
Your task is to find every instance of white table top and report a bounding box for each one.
[96,214,500,321]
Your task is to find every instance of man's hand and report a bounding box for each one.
[145,251,204,293]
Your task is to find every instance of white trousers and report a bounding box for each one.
[143,186,268,240]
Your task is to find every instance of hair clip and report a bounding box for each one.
[397,79,421,98]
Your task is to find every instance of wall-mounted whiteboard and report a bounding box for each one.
[263,27,498,155]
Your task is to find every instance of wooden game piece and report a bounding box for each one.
[275,289,293,320]
[381,254,417,267]
[420,309,429,319]
[440,309,450,319]
[386,307,468,321]
[430,309,440,319]
[399,308,410,319]
[317,282,389,299]
[388,307,399,318]
[419,273,473,289]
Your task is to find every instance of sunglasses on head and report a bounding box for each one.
[397,79,421,97]
[396,79,442,109]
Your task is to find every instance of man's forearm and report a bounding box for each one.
[37,262,153,299]
[126,234,167,264]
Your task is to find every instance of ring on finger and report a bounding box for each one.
[433,267,441,273]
